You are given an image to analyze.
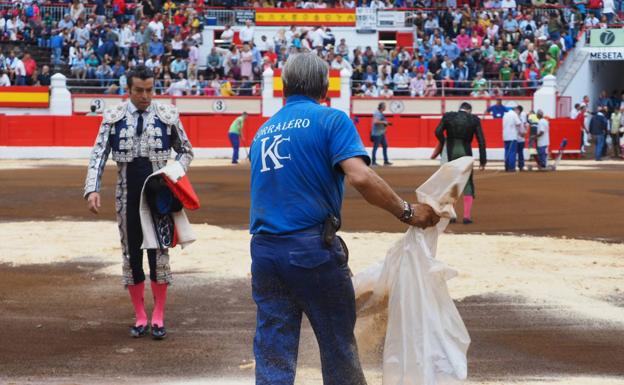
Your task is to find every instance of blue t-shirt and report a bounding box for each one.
[488,104,509,119]
[249,95,370,234]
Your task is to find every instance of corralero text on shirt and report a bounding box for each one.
[254,118,312,173]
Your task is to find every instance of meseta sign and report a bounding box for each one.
[590,29,624,47]
[589,50,624,61]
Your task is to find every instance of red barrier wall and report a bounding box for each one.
[0,115,581,152]
[354,116,581,151]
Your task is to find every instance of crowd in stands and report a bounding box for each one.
[0,0,620,96]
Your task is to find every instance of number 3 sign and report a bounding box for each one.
[212,99,227,113]
[91,98,105,113]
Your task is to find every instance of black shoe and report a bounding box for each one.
[371,162,379,167]
[151,325,167,340]
[463,218,473,225]
[232,160,239,164]
[450,218,457,224]
[130,324,149,338]
[384,161,393,166]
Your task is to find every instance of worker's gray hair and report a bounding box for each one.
[282,53,329,100]
[537,109,544,118]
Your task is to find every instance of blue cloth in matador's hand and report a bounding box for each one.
[145,176,183,216]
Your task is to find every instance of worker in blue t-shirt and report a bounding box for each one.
[248,53,440,385]
[487,98,510,119]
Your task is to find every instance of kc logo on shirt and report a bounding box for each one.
[260,135,291,172]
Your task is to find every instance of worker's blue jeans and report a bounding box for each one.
[229,133,240,163]
[537,146,548,168]
[250,231,367,385]
[504,140,517,171]
[594,134,605,161]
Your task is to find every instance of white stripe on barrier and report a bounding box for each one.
[0,147,507,160]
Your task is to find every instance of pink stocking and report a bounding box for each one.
[127,282,147,327]
[463,195,474,220]
[151,281,168,328]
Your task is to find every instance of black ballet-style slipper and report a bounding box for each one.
[151,325,167,340]
[130,324,149,338]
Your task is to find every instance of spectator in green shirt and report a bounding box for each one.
[228,112,247,164]
[541,53,557,77]
[502,43,520,71]
[499,61,514,91]
[548,42,561,61]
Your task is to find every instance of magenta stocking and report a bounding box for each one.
[463,195,474,220]
[151,281,168,328]
[127,281,148,327]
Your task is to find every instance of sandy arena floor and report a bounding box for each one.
[0,159,623,384]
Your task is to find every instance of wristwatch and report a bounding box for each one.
[399,200,414,223]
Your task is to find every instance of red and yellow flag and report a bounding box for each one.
[255,8,356,26]
[273,69,341,98]
[0,86,50,108]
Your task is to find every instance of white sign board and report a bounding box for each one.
[377,11,406,28]
[356,8,377,31]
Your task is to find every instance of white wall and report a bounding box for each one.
[561,53,591,109]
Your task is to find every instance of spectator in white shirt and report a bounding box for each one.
[309,27,324,49]
[392,66,409,96]
[584,14,599,27]
[148,14,165,40]
[502,104,523,171]
[145,55,161,70]
[12,56,27,85]
[0,70,11,86]
[370,0,386,9]
[410,73,426,97]
[379,84,394,98]
[285,26,297,46]
[256,35,274,53]
[603,0,616,24]
[330,54,352,75]
[361,81,379,97]
[500,0,516,9]
[220,24,234,45]
[536,110,550,168]
[166,72,190,96]
[119,23,134,59]
[314,0,327,8]
[239,20,255,45]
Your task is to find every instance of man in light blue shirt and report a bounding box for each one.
[148,35,165,58]
[442,36,460,61]
[249,53,439,385]
[170,56,187,76]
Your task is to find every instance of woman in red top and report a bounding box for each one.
[22,53,37,85]
[112,0,126,23]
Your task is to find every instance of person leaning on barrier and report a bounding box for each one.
[248,53,440,385]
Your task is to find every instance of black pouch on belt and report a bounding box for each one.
[322,214,341,248]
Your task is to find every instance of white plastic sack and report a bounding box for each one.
[353,156,474,385]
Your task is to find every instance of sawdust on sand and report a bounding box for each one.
[2,221,623,325]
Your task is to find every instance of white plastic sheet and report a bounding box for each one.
[353,156,474,385]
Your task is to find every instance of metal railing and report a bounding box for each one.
[352,78,542,97]
[0,3,112,23]
[65,76,262,96]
